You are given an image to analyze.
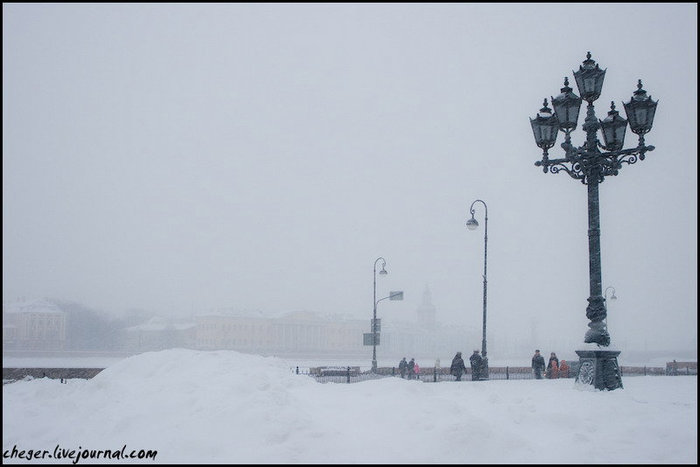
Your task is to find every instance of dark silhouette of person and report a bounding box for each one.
[547,352,560,379]
[532,349,546,379]
[407,358,416,380]
[450,352,467,381]
[398,357,408,378]
[469,350,483,381]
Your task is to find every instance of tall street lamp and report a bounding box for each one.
[371,257,387,372]
[530,52,658,390]
[466,199,489,380]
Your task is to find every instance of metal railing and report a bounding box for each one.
[296,364,695,384]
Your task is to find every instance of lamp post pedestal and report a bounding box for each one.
[575,349,623,390]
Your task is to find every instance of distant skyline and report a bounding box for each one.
[3,3,696,354]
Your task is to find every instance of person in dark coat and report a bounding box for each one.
[407,358,416,380]
[398,357,408,378]
[532,349,546,379]
[547,352,560,379]
[450,352,467,381]
[469,350,483,381]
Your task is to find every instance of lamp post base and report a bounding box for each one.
[574,349,623,390]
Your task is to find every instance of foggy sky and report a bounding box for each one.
[3,3,697,353]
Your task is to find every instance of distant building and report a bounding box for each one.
[2,298,67,351]
[124,316,197,353]
[195,310,366,357]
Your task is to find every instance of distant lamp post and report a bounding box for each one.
[604,286,617,335]
[466,199,489,380]
[530,52,658,391]
[371,257,388,373]
[604,286,617,302]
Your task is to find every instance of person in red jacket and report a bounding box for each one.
[559,359,570,378]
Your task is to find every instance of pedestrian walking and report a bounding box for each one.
[414,362,420,381]
[532,349,546,379]
[547,352,560,379]
[398,357,408,379]
[469,350,483,381]
[450,352,467,381]
[407,358,416,380]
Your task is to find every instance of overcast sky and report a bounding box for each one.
[3,3,697,353]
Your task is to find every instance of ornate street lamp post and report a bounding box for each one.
[371,257,387,372]
[466,199,489,380]
[530,52,658,390]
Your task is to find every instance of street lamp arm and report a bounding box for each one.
[604,286,616,300]
[469,199,488,219]
[375,295,392,307]
[536,159,584,180]
[536,139,656,184]
[374,257,386,272]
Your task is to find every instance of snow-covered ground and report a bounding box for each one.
[2,348,696,464]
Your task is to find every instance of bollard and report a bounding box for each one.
[347,366,351,384]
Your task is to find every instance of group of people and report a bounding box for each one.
[531,350,570,379]
[398,357,420,379]
[449,350,484,381]
[399,349,572,382]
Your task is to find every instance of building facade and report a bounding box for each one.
[195,310,366,357]
[2,298,67,351]
[124,316,197,353]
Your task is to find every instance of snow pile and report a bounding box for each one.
[3,348,696,464]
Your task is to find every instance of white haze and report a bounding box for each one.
[2,4,697,355]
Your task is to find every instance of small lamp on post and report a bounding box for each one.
[530,99,559,161]
[623,79,658,144]
[551,77,582,157]
[600,102,628,152]
[604,286,617,339]
[573,52,606,104]
[604,286,617,302]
